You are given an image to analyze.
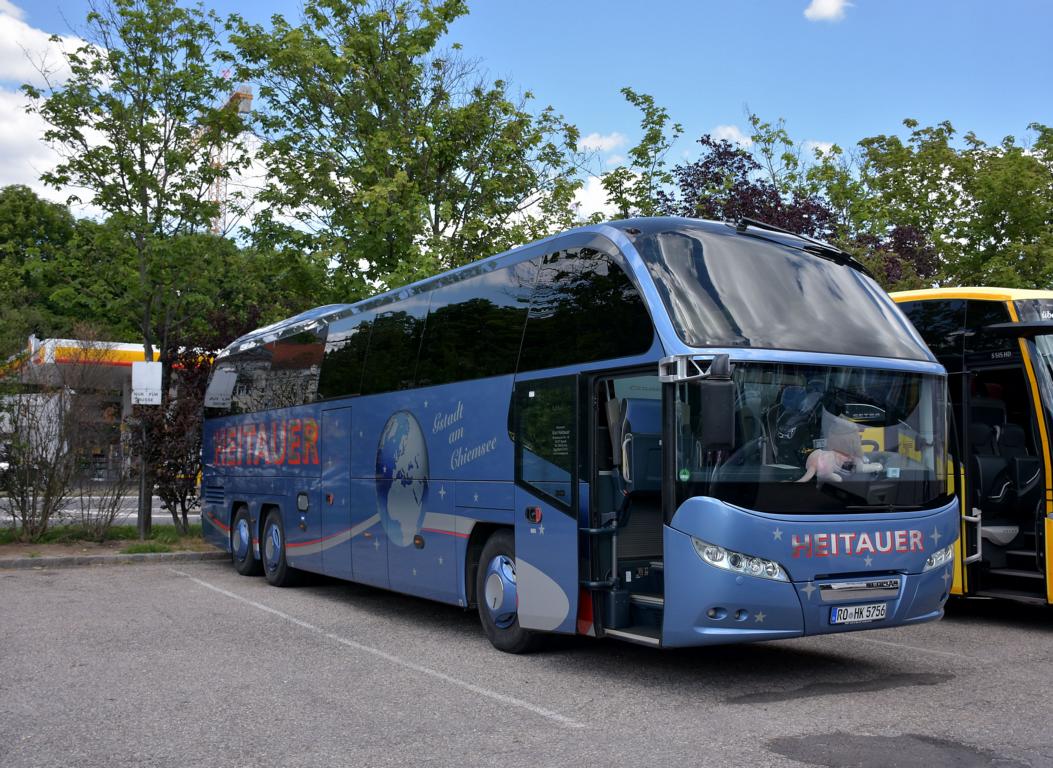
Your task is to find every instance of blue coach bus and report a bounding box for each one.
[201,217,959,652]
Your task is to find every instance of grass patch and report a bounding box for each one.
[120,542,172,554]
[2,521,205,548]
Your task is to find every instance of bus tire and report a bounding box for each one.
[231,506,260,576]
[476,529,540,654]
[261,509,300,587]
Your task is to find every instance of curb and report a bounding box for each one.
[0,550,229,570]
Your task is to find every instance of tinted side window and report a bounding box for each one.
[513,377,576,511]
[360,297,429,394]
[518,247,653,372]
[899,299,965,371]
[416,263,536,387]
[318,312,373,399]
[965,300,1016,366]
[211,347,272,415]
[208,324,326,415]
[263,328,326,409]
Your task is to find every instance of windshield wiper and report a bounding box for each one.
[734,217,875,279]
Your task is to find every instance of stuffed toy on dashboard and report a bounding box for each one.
[796,411,883,485]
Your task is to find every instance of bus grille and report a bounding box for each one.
[202,485,225,506]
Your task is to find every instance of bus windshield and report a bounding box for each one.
[674,362,952,514]
[630,222,932,360]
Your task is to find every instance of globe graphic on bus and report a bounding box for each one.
[375,410,429,548]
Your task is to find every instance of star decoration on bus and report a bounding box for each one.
[864,555,874,567]
[438,485,446,498]
[373,539,380,550]
[801,582,816,599]
[930,527,942,546]
[473,493,479,503]
[772,527,783,541]
[942,569,952,586]
[754,611,766,623]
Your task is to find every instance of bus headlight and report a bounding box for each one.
[691,537,788,581]
[923,543,955,571]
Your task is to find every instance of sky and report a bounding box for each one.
[2,0,1052,217]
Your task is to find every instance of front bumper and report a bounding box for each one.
[661,525,953,648]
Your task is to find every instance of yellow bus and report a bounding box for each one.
[893,288,1053,605]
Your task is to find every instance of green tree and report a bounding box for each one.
[955,126,1053,287]
[812,119,1053,288]
[25,0,257,536]
[23,0,252,363]
[600,87,682,218]
[232,0,582,292]
[746,112,804,196]
[0,186,78,357]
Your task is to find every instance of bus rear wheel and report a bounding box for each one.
[231,506,260,576]
[476,529,540,654]
[262,509,300,587]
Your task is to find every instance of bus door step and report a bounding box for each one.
[604,626,661,647]
[974,588,1047,605]
[988,568,1044,580]
[629,593,664,609]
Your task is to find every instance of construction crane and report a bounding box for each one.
[209,83,253,235]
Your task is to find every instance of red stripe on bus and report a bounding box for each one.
[421,527,469,539]
[207,512,230,533]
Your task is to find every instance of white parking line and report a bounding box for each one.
[171,569,585,729]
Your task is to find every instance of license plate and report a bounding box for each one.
[830,602,887,625]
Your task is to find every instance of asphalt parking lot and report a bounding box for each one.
[1,561,1051,768]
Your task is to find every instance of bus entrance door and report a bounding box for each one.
[512,377,579,635]
[965,366,1047,598]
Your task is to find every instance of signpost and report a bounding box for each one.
[132,361,163,538]
[131,361,162,405]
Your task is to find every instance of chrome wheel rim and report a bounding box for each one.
[264,523,282,573]
[483,554,517,629]
[234,517,251,562]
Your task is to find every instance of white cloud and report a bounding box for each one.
[572,176,618,220]
[0,0,22,19]
[712,124,752,147]
[0,1,85,86]
[804,0,851,22]
[0,87,108,219]
[0,89,63,194]
[0,2,90,205]
[605,154,625,167]
[580,131,626,152]
[804,139,835,156]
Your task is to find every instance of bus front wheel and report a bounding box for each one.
[231,506,260,576]
[476,529,539,654]
[262,510,300,587]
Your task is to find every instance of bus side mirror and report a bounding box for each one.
[698,354,736,452]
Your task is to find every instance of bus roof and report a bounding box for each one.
[224,219,732,353]
[892,287,1053,303]
[223,217,932,364]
